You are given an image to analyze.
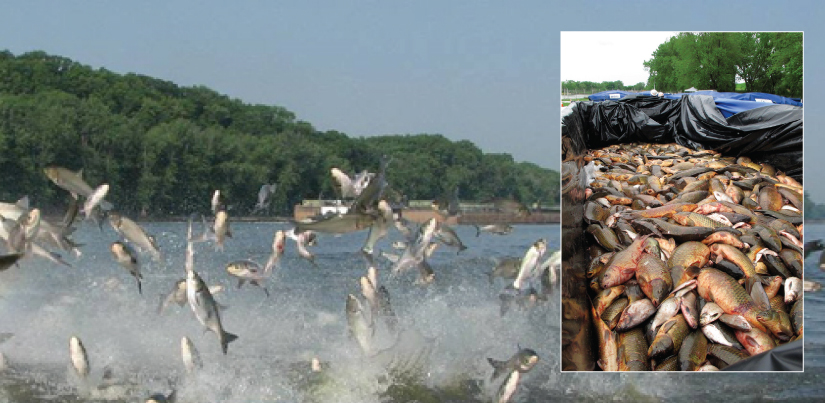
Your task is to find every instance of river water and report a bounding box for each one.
[3,221,825,402]
[0,221,561,402]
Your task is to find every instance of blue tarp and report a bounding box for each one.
[589,90,803,119]
[587,90,652,102]
[661,91,803,118]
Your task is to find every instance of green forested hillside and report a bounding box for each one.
[0,51,559,216]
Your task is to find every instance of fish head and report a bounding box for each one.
[274,230,286,251]
[108,212,122,227]
[756,310,793,342]
[600,270,621,289]
[69,336,84,353]
[377,200,392,218]
[43,166,61,183]
[346,294,361,314]
[643,238,660,256]
[25,208,41,225]
[420,272,435,284]
[699,303,723,326]
[110,242,125,256]
[649,279,668,307]
[226,263,243,276]
[785,277,801,303]
[516,349,540,372]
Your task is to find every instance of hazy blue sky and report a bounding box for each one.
[0,2,555,169]
[0,1,822,197]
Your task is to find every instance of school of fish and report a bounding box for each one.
[0,159,550,402]
[582,143,803,371]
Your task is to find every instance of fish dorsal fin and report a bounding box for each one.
[101,365,114,381]
[16,196,30,211]
[487,357,508,381]
[750,281,770,311]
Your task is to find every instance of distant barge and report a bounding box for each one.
[293,200,560,225]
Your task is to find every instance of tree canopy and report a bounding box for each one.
[643,32,802,98]
[0,50,559,216]
[561,80,646,95]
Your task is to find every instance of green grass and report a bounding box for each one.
[735,83,746,91]
[562,98,590,107]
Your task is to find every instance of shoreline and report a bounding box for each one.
[42,214,561,225]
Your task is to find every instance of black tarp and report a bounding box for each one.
[564,94,803,181]
[722,339,803,371]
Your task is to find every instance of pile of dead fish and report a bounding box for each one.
[583,143,803,371]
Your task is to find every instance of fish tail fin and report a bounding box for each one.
[221,331,239,354]
[487,358,508,381]
[459,244,468,253]
[137,279,142,295]
[474,225,480,237]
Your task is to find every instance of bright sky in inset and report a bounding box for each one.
[561,32,680,87]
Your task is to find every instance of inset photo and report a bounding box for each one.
[560,31,803,372]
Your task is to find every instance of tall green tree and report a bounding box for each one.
[0,50,560,216]
[643,32,802,98]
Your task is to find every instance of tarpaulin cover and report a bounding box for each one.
[661,91,803,118]
[589,90,802,118]
[663,90,803,107]
[587,90,653,102]
[721,339,803,371]
[563,94,803,181]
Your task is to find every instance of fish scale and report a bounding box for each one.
[685,212,728,228]
[707,344,749,366]
[619,328,649,371]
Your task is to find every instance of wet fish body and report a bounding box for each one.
[69,336,89,379]
[110,241,142,294]
[513,239,547,290]
[186,269,238,354]
[346,294,374,355]
[109,213,161,261]
[181,336,202,374]
[474,224,513,236]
